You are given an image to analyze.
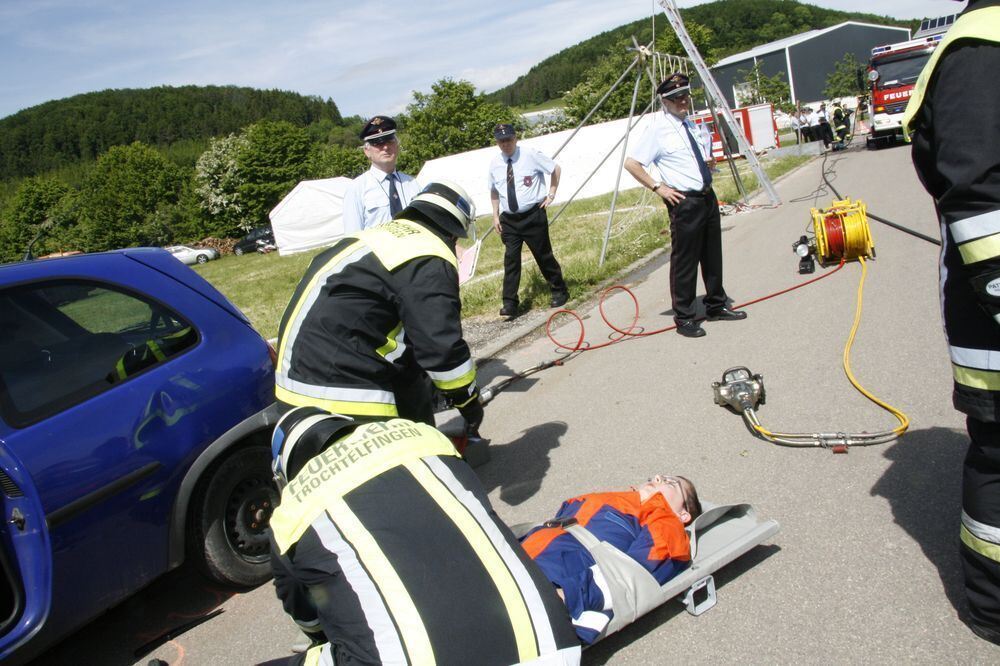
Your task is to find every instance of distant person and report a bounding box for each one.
[488,123,569,319]
[623,72,747,339]
[799,108,814,142]
[830,99,851,149]
[789,110,802,144]
[341,115,421,233]
[521,474,702,645]
[903,0,1000,646]
[817,103,834,149]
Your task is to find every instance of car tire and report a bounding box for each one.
[196,254,209,264]
[234,247,244,256]
[188,446,278,588]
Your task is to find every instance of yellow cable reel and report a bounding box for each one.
[810,198,875,265]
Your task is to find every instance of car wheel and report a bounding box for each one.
[196,254,209,264]
[234,247,244,256]
[189,446,278,587]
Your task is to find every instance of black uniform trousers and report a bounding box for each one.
[965,417,1000,627]
[500,204,568,308]
[665,187,728,322]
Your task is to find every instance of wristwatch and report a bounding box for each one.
[651,181,664,191]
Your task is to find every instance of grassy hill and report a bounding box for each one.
[487,0,918,107]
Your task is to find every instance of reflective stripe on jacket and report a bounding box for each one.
[270,419,581,665]
[275,219,475,416]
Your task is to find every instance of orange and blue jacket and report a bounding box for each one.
[521,491,691,644]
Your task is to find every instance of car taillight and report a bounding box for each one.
[266,339,278,368]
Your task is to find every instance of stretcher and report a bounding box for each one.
[512,501,779,642]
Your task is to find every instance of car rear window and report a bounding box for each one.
[0,280,198,427]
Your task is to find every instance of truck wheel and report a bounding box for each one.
[188,446,278,587]
[234,247,244,256]
[866,136,877,151]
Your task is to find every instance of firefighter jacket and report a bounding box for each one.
[520,491,691,645]
[275,219,476,418]
[904,2,1000,421]
[269,419,581,665]
[830,104,848,133]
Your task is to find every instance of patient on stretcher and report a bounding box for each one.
[520,475,702,644]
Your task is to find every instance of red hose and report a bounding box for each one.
[545,259,847,353]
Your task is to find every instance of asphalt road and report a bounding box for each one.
[33,142,998,664]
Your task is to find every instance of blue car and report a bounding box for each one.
[0,249,279,663]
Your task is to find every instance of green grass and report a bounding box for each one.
[193,152,812,339]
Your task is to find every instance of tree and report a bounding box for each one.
[402,79,517,171]
[824,53,867,100]
[737,62,793,111]
[236,121,312,231]
[75,143,185,251]
[656,21,716,63]
[0,177,69,261]
[195,133,249,234]
[562,49,640,125]
[309,144,368,180]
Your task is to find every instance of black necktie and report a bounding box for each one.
[388,173,402,216]
[685,125,712,188]
[506,158,519,213]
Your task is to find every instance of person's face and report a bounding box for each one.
[634,474,693,524]
[363,136,399,172]
[661,92,690,119]
[496,135,517,156]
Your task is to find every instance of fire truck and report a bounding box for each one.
[866,33,943,149]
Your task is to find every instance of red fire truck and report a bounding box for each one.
[866,33,943,149]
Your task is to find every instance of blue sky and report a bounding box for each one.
[0,0,964,121]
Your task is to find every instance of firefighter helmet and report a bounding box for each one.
[403,180,476,239]
[271,406,359,488]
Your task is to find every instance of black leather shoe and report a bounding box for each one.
[550,292,569,308]
[706,307,747,321]
[676,320,706,338]
[499,305,519,319]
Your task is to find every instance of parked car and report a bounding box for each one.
[0,248,278,663]
[233,227,275,256]
[165,244,220,265]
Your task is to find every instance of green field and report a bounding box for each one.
[194,153,812,340]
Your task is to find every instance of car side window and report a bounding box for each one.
[0,280,198,427]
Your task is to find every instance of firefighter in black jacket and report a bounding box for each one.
[903,0,1000,645]
[268,407,582,665]
[275,180,484,432]
[830,100,850,150]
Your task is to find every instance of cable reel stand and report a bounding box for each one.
[793,198,875,274]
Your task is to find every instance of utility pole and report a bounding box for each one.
[656,0,781,206]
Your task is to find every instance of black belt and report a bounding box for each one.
[500,203,542,222]
[679,186,713,197]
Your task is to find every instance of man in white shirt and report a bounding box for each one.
[489,123,569,319]
[623,72,746,338]
[341,115,421,233]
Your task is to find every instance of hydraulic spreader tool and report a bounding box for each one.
[714,198,909,453]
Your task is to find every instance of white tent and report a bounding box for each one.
[416,115,658,216]
[269,177,352,256]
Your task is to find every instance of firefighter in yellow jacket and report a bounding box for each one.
[903,0,1000,645]
[274,181,484,433]
[268,407,581,665]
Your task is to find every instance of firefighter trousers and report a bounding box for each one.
[962,416,1000,629]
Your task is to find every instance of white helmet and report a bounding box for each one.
[271,407,358,488]
[404,180,476,238]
